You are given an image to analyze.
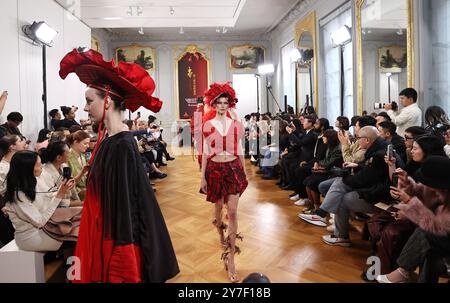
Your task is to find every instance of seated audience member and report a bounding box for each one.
[242,272,271,283]
[0,135,27,244]
[48,130,67,144]
[66,131,90,201]
[300,127,389,244]
[55,127,70,138]
[404,135,446,179]
[34,129,51,152]
[260,120,289,180]
[0,112,24,139]
[376,156,450,283]
[317,116,376,197]
[424,106,449,140]
[288,118,325,204]
[135,135,167,179]
[69,125,82,133]
[376,112,392,126]
[303,129,343,212]
[378,121,407,163]
[39,141,83,207]
[49,109,62,130]
[444,126,450,158]
[59,106,81,129]
[384,88,422,137]
[364,135,446,279]
[2,151,75,251]
[335,116,350,133]
[404,126,427,162]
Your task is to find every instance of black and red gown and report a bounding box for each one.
[73,131,179,282]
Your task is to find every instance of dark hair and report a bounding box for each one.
[399,88,418,103]
[425,106,449,127]
[49,109,59,118]
[350,115,361,127]
[37,129,51,143]
[415,136,446,158]
[244,115,251,121]
[317,118,330,132]
[7,112,23,123]
[60,106,72,117]
[377,112,391,122]
[93,86,126,111]
[336,116,350,131]
[242,272,271,283]
[323,129,339,148]
[5,151,39,203]
[66,130,90,146]
[125,120,134,130]
[69,125,82,133]
[55,127,69,132]
[279,120,289,136]
[405,126,426,138]
[357,116,377,128]
[49,131,67,144]
[148,115,157,124]
[304,115,317,125]
[0,135,20,160]
[40,141,68,163]
[378,121,398,136]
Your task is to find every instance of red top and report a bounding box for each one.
[202,119,245,160]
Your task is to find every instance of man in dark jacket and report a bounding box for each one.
[0,112,24,139]
[378,121,407,164]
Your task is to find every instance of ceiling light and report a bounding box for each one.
[103,17,122,20]
[222,27,228,34]
[138,27,144,35]
[126,6,133,16]
[216,27,221,33]
[331,25,351,47]
[258,64,275,75]
[170,6,174,15]
[22,21,58,47]
[179,27,184,34]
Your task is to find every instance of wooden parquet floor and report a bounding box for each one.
[155,153,371,283]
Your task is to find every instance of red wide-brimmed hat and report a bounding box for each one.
[204,82,238,108]
[59,48,162,113]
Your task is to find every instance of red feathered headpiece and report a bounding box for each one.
[59,48,162,113]
[204,82,238,108]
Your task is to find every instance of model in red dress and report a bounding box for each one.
[199,82,248,282]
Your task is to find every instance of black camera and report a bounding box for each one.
[62,167,72,180]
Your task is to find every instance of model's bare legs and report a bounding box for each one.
[213,198,227,247]
[222,194,242,282]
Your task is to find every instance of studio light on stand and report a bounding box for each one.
[257,64,281,114]
[22,21,58,129]
[331,25,352,116]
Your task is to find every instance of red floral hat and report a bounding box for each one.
[59,48,162,113]
[204,82,238,108]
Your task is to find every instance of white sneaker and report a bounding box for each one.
[329,218,334,225]
[326,224,335,233]
[294,198,310,206]
[298,214,327,227]
[289,194,300,201]
[321,235,352,247]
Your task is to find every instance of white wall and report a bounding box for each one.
[269,0,349,117]
[0,0,91,143]
[109,40,271,144]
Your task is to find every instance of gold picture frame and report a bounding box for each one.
[114,44,156,73]
[91,36,100,52]
[229,44,265,70]
[355,0,414,114]
[294,11,319,115]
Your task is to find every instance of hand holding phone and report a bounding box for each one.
[62,167,72,180]
[392,173,399,188]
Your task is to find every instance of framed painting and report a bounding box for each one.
[115,44,155,73]
[379,45,407,73]
[229,45,265,70]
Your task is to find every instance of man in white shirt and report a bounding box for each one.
[384,88,422,137]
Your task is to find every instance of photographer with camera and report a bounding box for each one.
[384,88,422,137]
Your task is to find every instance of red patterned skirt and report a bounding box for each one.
[203,158,248,203]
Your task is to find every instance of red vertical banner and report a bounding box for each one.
[177,51,209,120]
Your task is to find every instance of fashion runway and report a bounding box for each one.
[157,153,371,283]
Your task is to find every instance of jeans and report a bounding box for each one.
[318,178,336,196]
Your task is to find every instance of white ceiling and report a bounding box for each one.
[361,0,407,30]
[56,0,300,37]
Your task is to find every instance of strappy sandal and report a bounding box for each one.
[212,219,228,249]
[221,233,244,283]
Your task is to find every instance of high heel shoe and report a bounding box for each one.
[221,233,244,283]
[222,254,240,283]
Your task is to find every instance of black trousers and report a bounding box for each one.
[294,165,312,198]
[279,153,301,187]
